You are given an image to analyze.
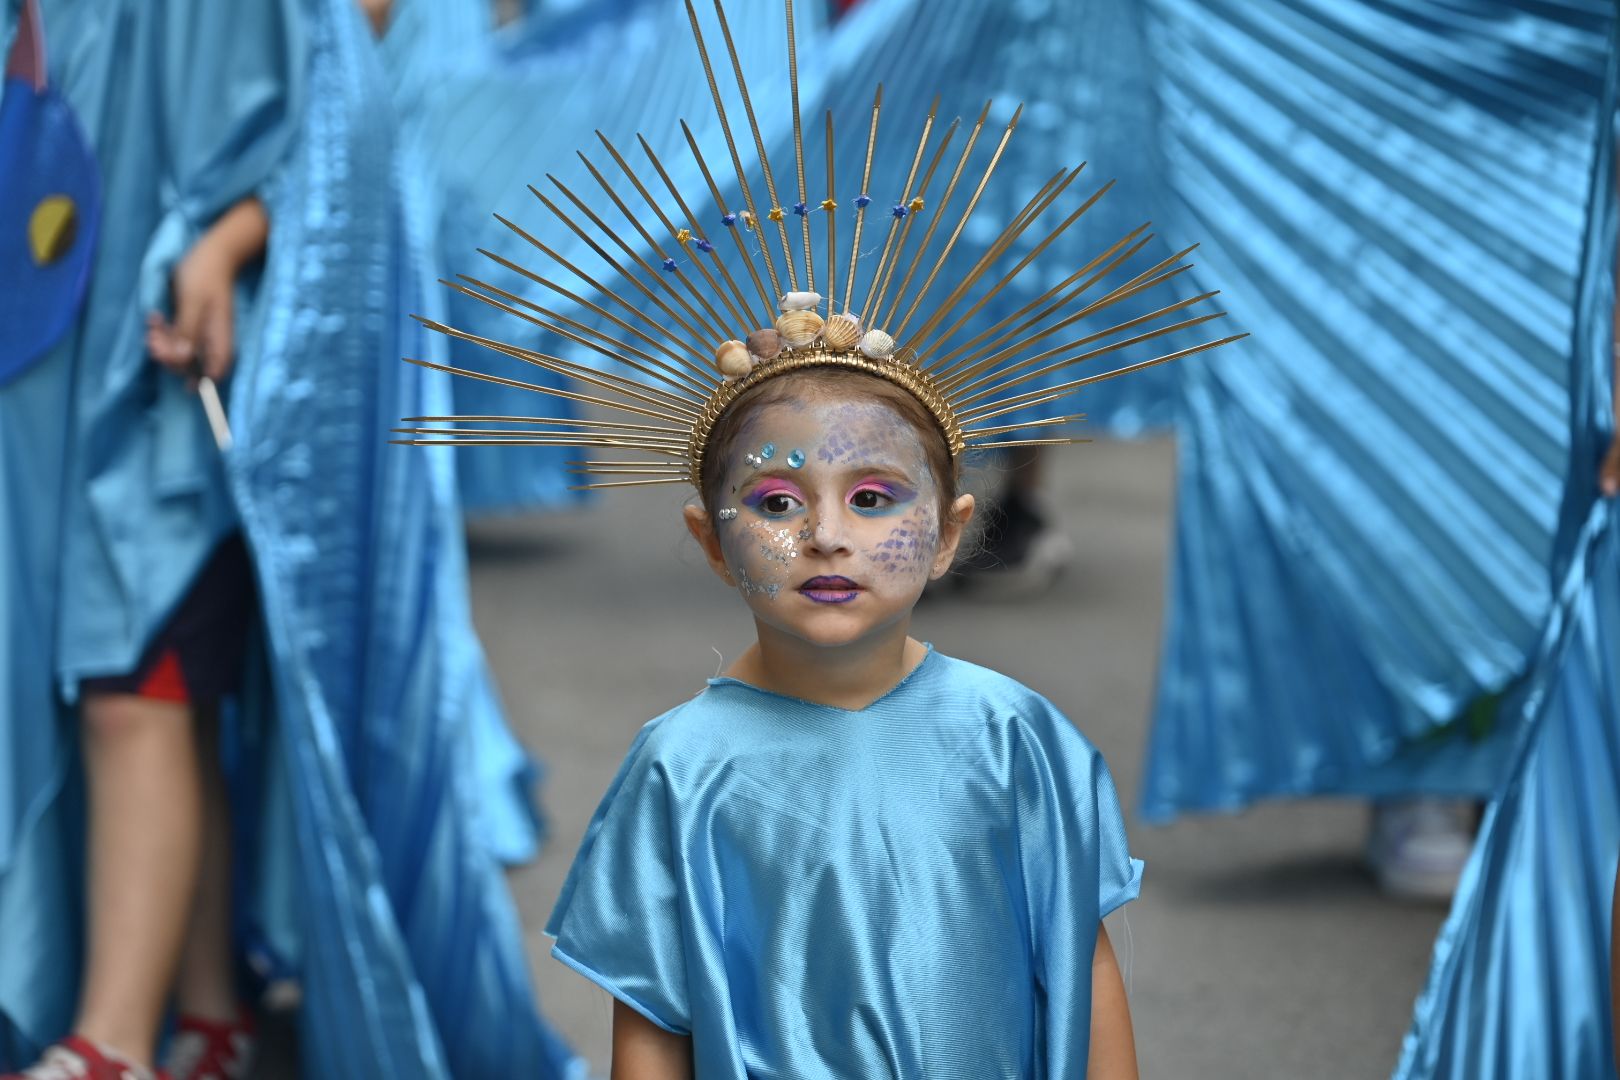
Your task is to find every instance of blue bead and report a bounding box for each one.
[793,202,809,216]
[721,213,738,228]
[695,238,715,253]
[854,194,872,208]
[891,204,909,219]
[759,443,776,460]
[787,449,805,469]
[662,258,679,272]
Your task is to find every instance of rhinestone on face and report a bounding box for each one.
[759,443,776,460]
[717,508,738,521]
[787,449,805,469]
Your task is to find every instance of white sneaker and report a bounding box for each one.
[1366,798,1475,901]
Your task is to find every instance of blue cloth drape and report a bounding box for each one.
[1394,36,1618,1077]
[1139,0,1614,818]
[0,0,581,1073]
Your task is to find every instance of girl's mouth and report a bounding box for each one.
[798,576,862,604]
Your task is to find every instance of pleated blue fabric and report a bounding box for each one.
[0,0,582,1074]
[1140,0,1615,819]
[548,649,1141,1078]
[1395,48,1618,1076]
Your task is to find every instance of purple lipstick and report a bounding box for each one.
[799,575,861,604]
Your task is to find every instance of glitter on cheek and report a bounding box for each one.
[749,520,801,565]
[732,565,782,600]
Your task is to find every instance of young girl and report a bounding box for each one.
[544,366,1142,1078]
[402,2,1238,1073]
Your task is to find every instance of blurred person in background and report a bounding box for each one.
[0,0,579,1077]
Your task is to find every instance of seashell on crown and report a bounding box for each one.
[692,291,960,487]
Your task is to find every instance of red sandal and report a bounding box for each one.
[161,1015,254,1080]
[2,1035,168,1080]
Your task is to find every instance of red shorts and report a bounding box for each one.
[80,535,256,705]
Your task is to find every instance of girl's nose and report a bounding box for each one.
[804,506,854,556]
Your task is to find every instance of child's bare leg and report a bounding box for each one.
[74,692,204,1066]
[175,706,238,1022]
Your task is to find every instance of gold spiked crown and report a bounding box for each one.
[393,0,1245,490]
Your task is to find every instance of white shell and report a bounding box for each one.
[713,339,753,378]
[822,313,863,352]
[775,309,824,349]
[779,291,824,312]
[858,329,896,360]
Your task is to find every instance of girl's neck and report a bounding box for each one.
[728,622,928,711]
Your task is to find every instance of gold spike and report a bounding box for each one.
[491,214,716,377]
[423,287,702,411]
[570,477,693,491]
[401,352,693,427]
[678,120,778,317]
[456,268,707,396]
[865,111,966,329]
[878,102,1023,341]
[682,0,785,297]
[567,459,691,468]
[905,169,1102,365]
[960,413,1086,439]
[474,250,718,401]
[903,167,1080,361]
[574,146,741,342]
[396,429,688,451]
[784,0,814,294]
[844,84,883,315]
[415,314,705,418]
[636,134,763,328]
[706,0,798,290]
[937,238,1189,388]
[447,275,711,404]
[961,437,1089,449]
[537,179,723,350]
[824,111,837,319]
[955,309,1229,410]
[928,225,1157,383]
[401,414,688,436]
[875,100,993,330]
[958,334,1247,425]
[857,95,940,319]
[952,293,1222,402]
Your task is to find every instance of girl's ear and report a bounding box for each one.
[683,503,735,585]
[929,493,976,579]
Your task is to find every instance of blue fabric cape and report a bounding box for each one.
[0,1,581,1074]
[1394,36,1619,1077]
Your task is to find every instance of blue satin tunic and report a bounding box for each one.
[548,649,1142,1078]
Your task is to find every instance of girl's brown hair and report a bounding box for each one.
[699,367,959,521]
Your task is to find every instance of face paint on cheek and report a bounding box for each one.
[749,521,800,565]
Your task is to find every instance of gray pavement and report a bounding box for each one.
[470,437,1449,1079]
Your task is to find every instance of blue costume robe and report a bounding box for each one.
[0,1,581,1074]
[1395,50,1619,1077]
[548,649,1141,1078]
[1137,0,1615,819]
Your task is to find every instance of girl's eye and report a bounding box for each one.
[849,487,892,511]
[760,492,801,515]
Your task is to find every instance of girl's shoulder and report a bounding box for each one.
[927,652,1103,757]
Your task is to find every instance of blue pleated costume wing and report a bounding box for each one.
[1394,50,1619,1077]
[1138,0,1615,819]
[547,650,1141,1079]
[0,1,581,1074]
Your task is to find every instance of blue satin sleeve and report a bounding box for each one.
[1014,709,1143,1076]
[547,719,693,1035]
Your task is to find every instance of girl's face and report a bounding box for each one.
[690,397,971,650]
